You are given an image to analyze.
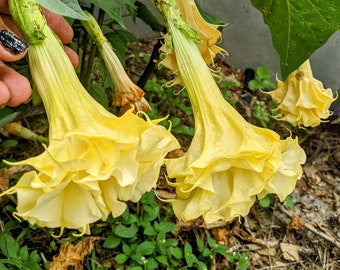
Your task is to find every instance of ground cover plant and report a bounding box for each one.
[0,0,339,269]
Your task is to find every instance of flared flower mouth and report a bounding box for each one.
[1,13,179,235]
[267,60,336,127]
[154,4,306,224]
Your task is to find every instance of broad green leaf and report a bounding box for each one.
[37,0,88,20]
[135,241,156,256]
[255,67,271,80]
[145,258,158,270]
[0,233,19,258]
[158,221,176,233]
[142,205,159,222]
[114,223,138,238]
[115,253,129,264]
[103,234,121,248]
[156,255,169,266]
[105,30,137,65]
[250,0,340,80]
[143,222,157,236]
[170,247,183,259]
[85,0,125,28]
[135,1,164,31]
[88,83,109,109]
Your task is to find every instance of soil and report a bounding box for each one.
[0,38,339,270]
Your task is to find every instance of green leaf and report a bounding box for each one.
[143,222,157,236]
[142,205,159,222]
[261,80,276,90]
[156,255,169,266]
[103,234,121,248]
[128,266,143,270]
[214,244,228,255]
[1,139,18,148]
[195,0,224,26]
[207,236,217,249]
[37,0,88,20]
[130,253,145,265]
[158,221,176,234]
[195,236,205,253]
[115,253,129,264]
[87,83,109,109]
[202,248,213,257]
[19,246,29,261]
[259,194,272,208]
[250,0,340,79]
[170,247,183,259]
[140,190,155,205]
[248,80,261,91]
[86,0,126,28]
[28,250,41,267]
[135,1,164,32]
[0,108,18,128]
[172,125,194,136]
[106,30,137,65]
[114,223,138,238]
[284,195,295,210]
[145,258,158,270]
[163,238,178,249]
[136,241,156,256]
[0,234,19,258]
[255,67,271,80]
[184,243,198,267]
[122,243,131,256]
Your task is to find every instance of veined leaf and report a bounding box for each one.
[37,0,88,20]
[86,0,125,28]
[87,0,136,28]
[250,0,340,79]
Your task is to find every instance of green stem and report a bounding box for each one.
[81,8,106,89]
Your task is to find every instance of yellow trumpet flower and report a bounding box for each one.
[81,11,151,113]
[268,60,336,127]
[2,1,179,235]
[154,0,227,82]
[162,16,306,223]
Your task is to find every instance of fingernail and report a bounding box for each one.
[0,30,28,55]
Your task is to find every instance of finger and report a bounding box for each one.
[0,17,27,62]
[0,80,10,106]
[0,1,9,14]
[0,62,31,107]
[43,9,74,44]
[64,45,79,68]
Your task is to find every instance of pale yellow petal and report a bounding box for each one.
[268,60,336,127]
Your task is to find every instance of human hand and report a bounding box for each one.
[0,1,78,107]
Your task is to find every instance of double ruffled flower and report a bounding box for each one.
[1,8,179,235]
[268,60,336,127]
[155,3,306,223]
[155,0,227,85]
